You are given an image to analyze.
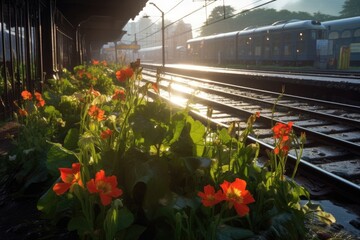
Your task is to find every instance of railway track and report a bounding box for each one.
[141,67,360,202]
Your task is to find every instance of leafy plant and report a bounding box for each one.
[0,59,332,239]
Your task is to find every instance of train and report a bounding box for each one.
[137,16,360,69]
[322,16,360,68]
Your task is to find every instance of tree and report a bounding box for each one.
[340,0,360,18]
[200,5,236,36]
[206,5,236,24]
[312,12,334,22]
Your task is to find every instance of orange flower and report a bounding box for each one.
[53,163,83,195]
[112,89,126,101]
[220,178,255,217]
[152,83,159,93]
[92,59,99,65]
[21,90,32,100]
[88,105,105,121]
[115,70,126,82]
[124,67,134,78]
[34,92,45,107]
[255,112,260,118]
[86,72,92,79]
[272,122,293,156]
[198,185,224,207]
[101,60,107,66]
[77,69,85,78]
[86,170,123,206]
[18,108,28,116]
[272,122,293,141]
[115,67,134,82]
[101,129,113,139]
[274,141,291,156]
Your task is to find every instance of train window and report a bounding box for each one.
[318,30,325,39]
[272,34,281,56]
[255,46,261,56]
[341,30,351,38]
[311,30,316,39]
[328,32,339,39]
[273,46,280,56]
[284,45,290,56]
[355,29,360,37]
[264,46,270,58]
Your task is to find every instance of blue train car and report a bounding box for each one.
[138,46,164,63]
[187,31,239,64]
[238,20,326,66]
[187,19,327,66]
[323,16,360,66]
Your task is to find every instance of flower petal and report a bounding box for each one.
[53,182,71,195]
[99,193,112,206]
[87,179,97,193]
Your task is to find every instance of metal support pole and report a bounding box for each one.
[150,2,165,67]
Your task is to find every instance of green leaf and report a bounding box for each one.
[63,128,79,150]
[104,200,134,240]
[14,151,48,190]
[37,184,59,217]
[263,211,305,240]
[20,157,48,190]
[218,128,232,144]
[46,144,78,177]
[188,117,205,156]
[68,215,93,236]
[37,182,75,220]
[143,158,171,214]
[168,112,187,145]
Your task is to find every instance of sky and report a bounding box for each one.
[132,0,345,24]
[122,0,346,41]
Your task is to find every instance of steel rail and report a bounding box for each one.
[142,68,360,202]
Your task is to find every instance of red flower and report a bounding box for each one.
[34,92,45,107]
[101,60,107,66]
[272,122,293,156]
[53,163,83,195]
[220,178,255,217]
[101,129,113,139]
[124,67,133,78]
[115,70,126,82]
[21,90,32,100]
[88,105,105,121]
[92,59,99,65]
[18,108,28,116]
[112,89,126,101]
[86,170,123,206]
[255,112,260,118]
[115,67,134,82]
[198,185,224,207]
[272,122,293,141]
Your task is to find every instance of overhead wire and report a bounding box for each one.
[134,0,276,47]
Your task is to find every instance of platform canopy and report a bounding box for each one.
[56,0,148,44]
